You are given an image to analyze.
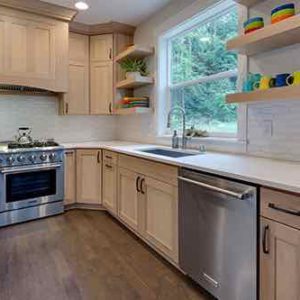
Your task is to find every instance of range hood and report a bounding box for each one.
[0,84,55,96]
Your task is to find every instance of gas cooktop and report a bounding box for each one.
[7,140,60,149]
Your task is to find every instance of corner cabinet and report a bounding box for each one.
[90,35,113,115]
[76,149,102,205]
[0,7,68,92]
[260,188,300,300]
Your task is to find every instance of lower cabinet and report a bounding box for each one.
[260,217,300,300]
[102,161,117,215]
[76,149,102,205]
[117,167,141,232]
[64,150,76,205]
[141,177,178,262]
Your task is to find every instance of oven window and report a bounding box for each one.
[6,170,57,202]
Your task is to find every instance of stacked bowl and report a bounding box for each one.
[271,3,295,24]
[244,17,264,34]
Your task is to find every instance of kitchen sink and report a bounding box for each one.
[138,148,198,158]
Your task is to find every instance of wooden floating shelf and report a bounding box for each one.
[227,15,300,55]
[116,76,154,89]
[115,45,154,63]
[233,0,262,7]
[114,107,152,115]
[226,85,300,104]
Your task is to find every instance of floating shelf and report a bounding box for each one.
[233,0,262,7]
[115,45,154,63]
[116,76,154,89]
[226,85,300,104]
[114,107,152,115]
[227,15,300,55]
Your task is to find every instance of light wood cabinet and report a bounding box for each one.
[141,177,178,262]
[90,34,113,115]
[64,33,90,115]
[76,149,102,205]
[260,217,300,300]
[102,159,117,215]
[0,7,68,92]
[118,167,141,232]
[64,150,76,205]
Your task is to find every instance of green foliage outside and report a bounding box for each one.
[169,7,238,134]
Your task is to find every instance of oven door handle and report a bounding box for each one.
[0,163,62,174]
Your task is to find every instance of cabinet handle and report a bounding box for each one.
[105,156,112,160]
[97,151,101,163]
[109,103,112,114]
[109,48,112,60]
[140,178,145,194]
[136,176,141,192]
[269,203,300,216]
[262,225,270,254]
[65,151,74,155]
[65,102,69,114]
[105,164,112,169]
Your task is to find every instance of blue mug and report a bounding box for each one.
[243,73,262,92]
[275,73,290,87]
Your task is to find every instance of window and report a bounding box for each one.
[165,1,238,137]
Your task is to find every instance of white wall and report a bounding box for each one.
[117,0,300,161]
[0,95,117,142]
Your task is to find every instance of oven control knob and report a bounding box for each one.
[49,153,56,161]
[28,155,36,162]
[7,156,15,164]
[17,155,25,163]
[40,154,47,161]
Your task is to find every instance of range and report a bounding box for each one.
[0,128,64,227]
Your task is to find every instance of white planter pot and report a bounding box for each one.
[126,72,141,79]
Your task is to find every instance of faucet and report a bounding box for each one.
[167,107,188,149]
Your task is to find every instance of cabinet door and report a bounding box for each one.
[260,217,300,300]
[76,150,102,205]
[141,177,178,262]
[64,150,76,205]
[103,162,117,215]
[67,33,89,115]
[118,168,140,231]
[90,34,113,62]
[90,61,113,114]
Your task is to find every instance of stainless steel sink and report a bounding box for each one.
[138,148,197,158]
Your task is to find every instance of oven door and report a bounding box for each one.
[0,163,64,212]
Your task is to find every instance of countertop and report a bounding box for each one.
[62,141,300,194]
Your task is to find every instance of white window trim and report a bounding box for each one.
[155,0,247,144]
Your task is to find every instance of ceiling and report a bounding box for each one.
[42,0,172,26]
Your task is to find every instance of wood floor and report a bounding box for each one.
[0,210,213,300]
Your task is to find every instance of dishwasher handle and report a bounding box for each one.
[178,176,251,200]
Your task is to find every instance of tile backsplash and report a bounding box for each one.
[0,95,117,142]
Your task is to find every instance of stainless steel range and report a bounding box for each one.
[0,132,64,227]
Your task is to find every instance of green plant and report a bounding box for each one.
[119,58,148,76]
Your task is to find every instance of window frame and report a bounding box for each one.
[162,0,239,138]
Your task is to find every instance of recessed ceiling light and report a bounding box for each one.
[75,1,89,10]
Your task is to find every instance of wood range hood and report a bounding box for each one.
[0,0,77,95]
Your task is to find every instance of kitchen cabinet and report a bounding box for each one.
[260,217,300,300]
[260,188,300,300]
[102,151,118,215]
[64,150,76,205]
[118,167,142,232]
[76,149,102,205]
[140,177,178,262]
[64,33,90,115]
[90,35,113,115]
[0,7,68,92]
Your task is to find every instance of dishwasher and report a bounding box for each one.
[179,168,257,300]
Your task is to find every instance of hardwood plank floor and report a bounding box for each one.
[0,210,214,300]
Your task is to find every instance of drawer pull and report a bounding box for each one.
[269,203,300,216]
[105,156,112,159]
[105,164,112,169]
[136,176,141,193]
[262,225,270,254]
[140,178,145,194]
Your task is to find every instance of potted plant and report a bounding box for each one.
[120,58,148,79]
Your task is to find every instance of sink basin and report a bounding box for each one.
[138,148,197,158]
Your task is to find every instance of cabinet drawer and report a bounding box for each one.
[118,154,178,186]
[103,150,118,164]
[261,188,300,230]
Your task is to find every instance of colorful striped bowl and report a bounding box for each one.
[271,3,295,24]
[244,17,264,34]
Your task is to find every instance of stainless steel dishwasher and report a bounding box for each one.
[179,168,257,300]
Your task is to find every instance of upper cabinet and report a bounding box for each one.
[90,35,114,115]
[0,7,70,92]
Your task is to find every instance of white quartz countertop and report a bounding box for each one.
[62,141,300,194]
